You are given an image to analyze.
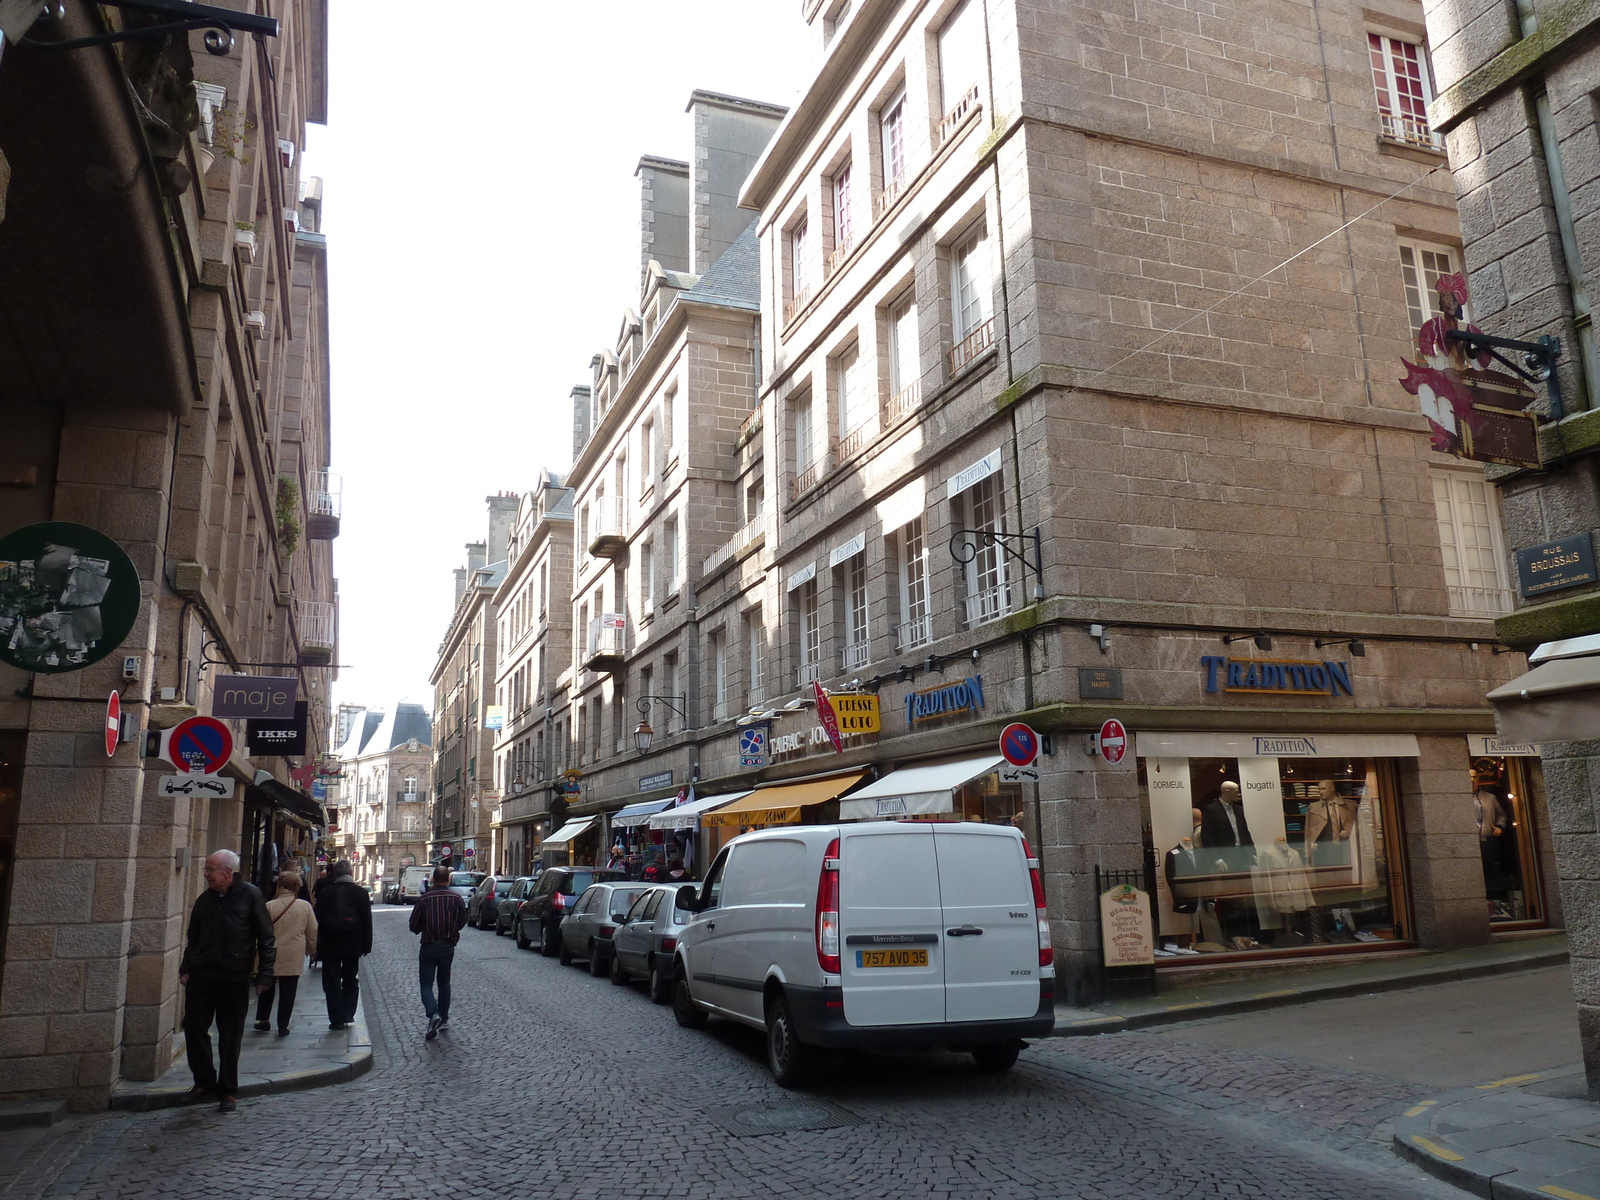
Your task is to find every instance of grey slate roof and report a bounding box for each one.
[338,701,434,761]
[683,221,759,311]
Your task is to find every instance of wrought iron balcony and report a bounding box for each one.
[949,317,996,375]
[297,600,335,665]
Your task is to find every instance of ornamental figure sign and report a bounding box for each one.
[0,522,140,673]
[1399,272,1541,469]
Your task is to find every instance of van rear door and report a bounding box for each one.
[839,824,944,1026]
[932,825,1040,1022]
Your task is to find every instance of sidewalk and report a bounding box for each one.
[108,999,372,1111]
[1052,932,1569,1036]
[1393,1063,1600,1200]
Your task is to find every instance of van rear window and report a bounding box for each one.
[934,832,1030,907]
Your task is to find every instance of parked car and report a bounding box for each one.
[516,866,625,955]
[558,882,653,974]
[468,875,517,929]
[609,883,699,1001]
[671,822,1055,1086]
[495,877,536,935]
[444,870,484,904]
[399,865,433,904]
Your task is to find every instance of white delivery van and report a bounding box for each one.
[672,821,1054,1085]
[398,864,433,905]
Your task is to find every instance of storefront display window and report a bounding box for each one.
[1469,754,1545,924]
[1141,755,1406,957]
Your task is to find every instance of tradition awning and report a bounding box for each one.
[838,755,1004,820]
[609,799,675,828]
[647,790,753,830]
[542,816,598,846]
[701,773,866,827]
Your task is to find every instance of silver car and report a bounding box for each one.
[608,883,699,1002]
[558,882,653,976]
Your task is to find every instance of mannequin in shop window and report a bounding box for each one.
[1304,779,1359,865]
[1475,785,1510,909]
[1251,836,1315,947]
[1198,782,1254,868]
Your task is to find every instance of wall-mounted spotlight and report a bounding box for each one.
[1223,631,1273,652]
[1314,636,1365,657]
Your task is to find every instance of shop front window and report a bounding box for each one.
[1470,754,1546,924]
[1141,755,1406,957]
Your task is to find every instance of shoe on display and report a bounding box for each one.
[425,1015,441,1041]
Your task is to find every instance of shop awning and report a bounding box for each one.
[1487,653,1600,743]
[252,778,326,826]
[838,755,1005,820]
[647,790,754,830]
[542,816,598,847]
[702,772,866,827]
[609,798,675,828]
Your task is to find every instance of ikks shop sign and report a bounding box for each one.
[1200,656,1353,698]
[905,675,985,724]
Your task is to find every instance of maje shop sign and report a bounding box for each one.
[905,675,985,724]
[1200,656,1353,698]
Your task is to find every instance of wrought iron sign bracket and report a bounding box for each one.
[198,637,346,673]
[1447,329,1565,420]
[948,527,1045,600]
[21,0,279,56]
[636,694,689,721]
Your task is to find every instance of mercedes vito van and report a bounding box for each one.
[672,821,1055,1086]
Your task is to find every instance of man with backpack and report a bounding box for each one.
[313,860,372,1030]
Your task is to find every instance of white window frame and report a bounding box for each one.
[880,87,907,194]
[797,580,821,685]
[958,474,1012,626]
[836,343,866,437]
[1368,32,1441,150]
[1398,237,1462,341]
[663,519,679,589]
[791,218,812,302]
[1432,469,1513,616]
[897,518,931,650]
[746,607,766,704]
[843,553,870,670]
[792,392,815,475]
[710,630,728,720]
[937,0,983,118]
[951,225,990,343]
[833,161,854,252]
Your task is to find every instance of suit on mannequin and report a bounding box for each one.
[1304,778,1359,863]
[1198,781,1254,869]
[1164,839,1203,914]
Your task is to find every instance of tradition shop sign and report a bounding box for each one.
[1200,656,1353,698]
[905,675,985,724]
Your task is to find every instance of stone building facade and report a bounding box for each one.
[429,496,516,871]
[0,1,338,1110]
[506,0,1560,1007]
[1419,0,1600,1091]
[491,472,574,874]
[329,704,433,888]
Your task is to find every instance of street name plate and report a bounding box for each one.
[1515,532,1597,598]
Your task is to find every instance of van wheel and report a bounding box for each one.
[672,971,707,1029]
[972,1043,1020,1073]
[648,964,671,1004]
[765,995,817,1088]
[514,922,530,950]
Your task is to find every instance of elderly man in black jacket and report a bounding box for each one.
[180,848,275,1113]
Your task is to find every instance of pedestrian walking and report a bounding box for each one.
[254,871,316,1036]
[313,860,372,1031]
[409,864,466,1041]
[179,849,275,1113]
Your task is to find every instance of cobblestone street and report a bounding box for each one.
[0,908,1477,1200]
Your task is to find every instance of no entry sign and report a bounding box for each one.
[104,692,120,758]
[998,722,1040,767]
[168,715,234,775]
[1098,718,1128,765]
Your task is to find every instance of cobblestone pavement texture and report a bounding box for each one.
[0,908,1472,1200]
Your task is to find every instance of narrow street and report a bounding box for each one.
[0,908,1488,1200]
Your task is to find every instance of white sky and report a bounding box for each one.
[307,2,815,716]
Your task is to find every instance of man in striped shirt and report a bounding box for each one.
[409,865,467,1040]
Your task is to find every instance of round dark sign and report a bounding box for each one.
[0,522,140,674]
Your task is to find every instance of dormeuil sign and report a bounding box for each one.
[211,674,299,720]
[246,700,307,757]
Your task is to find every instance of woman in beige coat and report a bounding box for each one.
[255,871,317,1035]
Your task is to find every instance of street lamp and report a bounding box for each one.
[633,695,688,756]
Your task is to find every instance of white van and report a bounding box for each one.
[672,821,1055,1085]
[398,864,433,905]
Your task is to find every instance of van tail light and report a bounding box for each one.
[659,936,677,953]
[816,837,841,974]
[1027,849,1053,968]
